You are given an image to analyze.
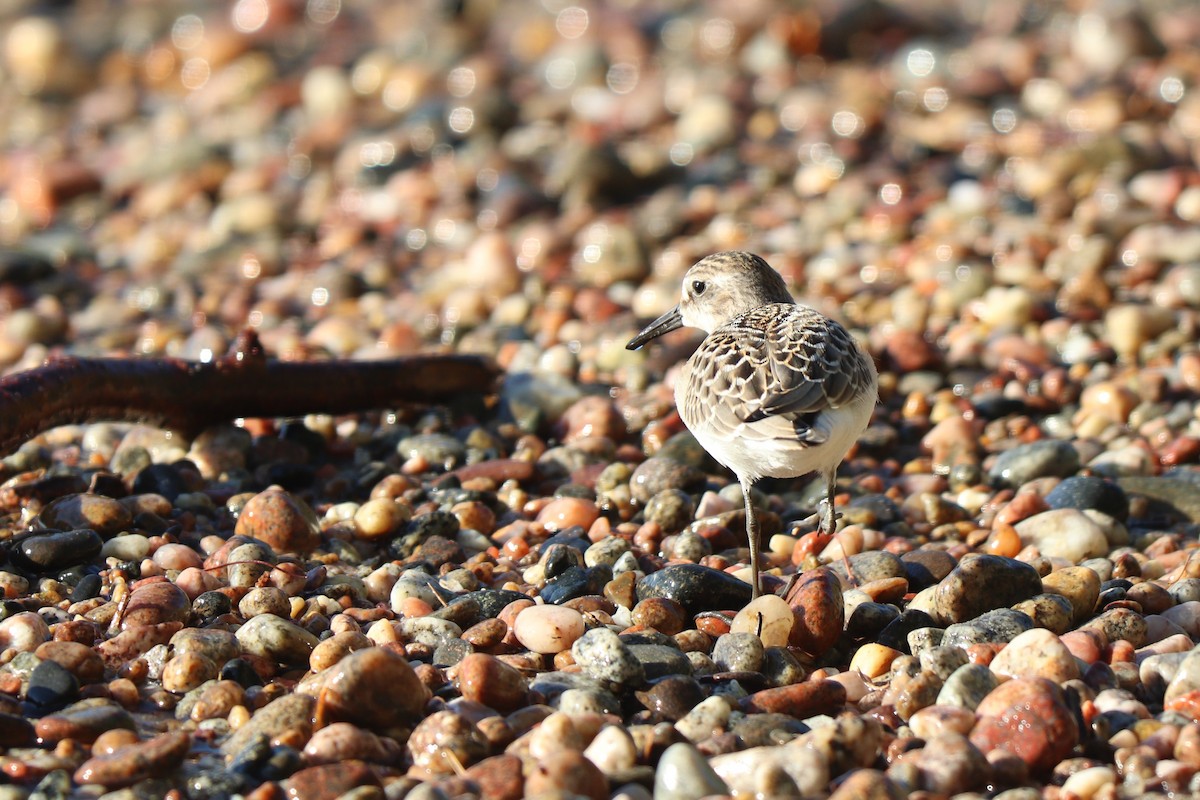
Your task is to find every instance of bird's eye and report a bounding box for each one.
[691,280,706,295]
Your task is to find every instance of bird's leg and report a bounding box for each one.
[741,477,762,600]
[824,469,857,587]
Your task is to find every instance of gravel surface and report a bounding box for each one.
[3,1,1200,799]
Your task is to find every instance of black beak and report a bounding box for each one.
[627,306,683,350]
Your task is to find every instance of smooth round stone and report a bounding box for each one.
[628,457,706,504]
[524,748,608,800]
[1079,607,1148,648]
[73,730,191,789]
[0,612,50,654]
[931,554,1043,625]
[120,581,190,630]
[233,487,321,554]
[942,609,1035,649]
[631,597,688,636]
[626,643,692,681]
[712,632,765,673]
[1012,594,1074,635]
[634,675,704,722]
[27,659,79,710]
[388,571,444,610]
[585,536,630,569]
[654,742,729,800]
[740,678,846,718]
[583,725,638,775]
[353,497,409,539]
[1168,579,1200,605]
[730,713,809,747]
[907,705,974,743]
[161,652,218,693]
[39,493,132,538]
[917,646,969,681]
[151,543,203,571]
[1041,566,1102,624]
[849,643,902,679]
[188,680,246,722]
[100,533,150,562]
[1014,509,1111,563]
[1162,602,1200,638]
[730,594,792,647]
[35,698,136,745]
[535,497,600,533]
[234,614,318,665]
[572,627,645,686]
[220,692,315,757]
[316,647,431,730]
[785,567,844,657]
[901,549,957,590]
[303,722,396,766]
[636,564,753,614]
[987,440,1080,488]
[829,551,907,585]
[513,604,585,654]
[309,631,373,673]
[937,664,1000,710]
[903,732,991,795]
[1045,476,1129,521]
[223,542,274,588]
[708,739,828,797]
[557,687,621,717]
[457,653,528,712]
[846,601,900,640]
[400,617,462,649]
[970,679,1079,772]
[644,489,695,533]
[408,709,488,775]
[14,529,102,571]
[238,587,290,619]
[990,628,1081,684]
[675,695,734,743]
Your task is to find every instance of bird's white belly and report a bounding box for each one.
[682,387,875,483]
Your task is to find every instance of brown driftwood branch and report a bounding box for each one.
[0,330,500,457]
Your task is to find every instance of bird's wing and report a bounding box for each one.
[750,305,871,418]
[682,305,852,446]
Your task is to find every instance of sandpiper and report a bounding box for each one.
[627,251,878,599]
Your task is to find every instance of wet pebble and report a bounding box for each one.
[74,730,191,789]
[235,614,319,665]
[233,486,321,554]
[572,627,645,686]
[636,564,753,614]
[39,493,132,538]
[14,529,102,571]
[316,647,431,730]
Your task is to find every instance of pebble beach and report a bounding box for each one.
[2,1,1200,798]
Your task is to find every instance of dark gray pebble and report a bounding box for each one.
[846,602,901,639]
[941,608,1035,648]
[628,643,694,681]
[1045,476,1129,521]
[878,610,939,653]
[27,660,79,711]
[15,529,102,572]
[988,440,1080,488]
[540,565,610,604]
[636,564,753,614]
